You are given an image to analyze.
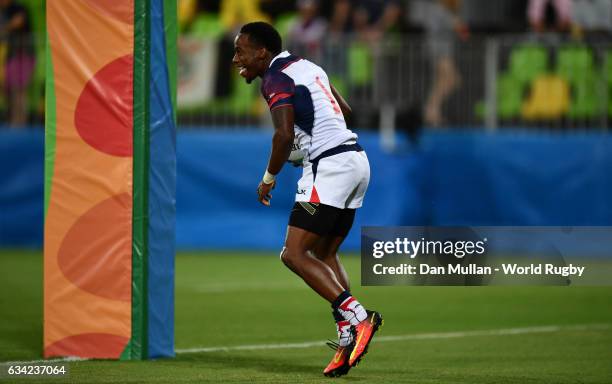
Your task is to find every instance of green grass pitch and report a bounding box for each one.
[1,250,611,383]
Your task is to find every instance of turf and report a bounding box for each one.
[0,250,611,383]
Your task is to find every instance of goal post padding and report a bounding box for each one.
[44,0,176,360]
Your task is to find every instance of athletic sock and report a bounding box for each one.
[331,290,368,327]
[332,309,354,347]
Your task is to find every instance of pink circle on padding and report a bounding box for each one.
[75,55,133,157]
[58,193,132,301]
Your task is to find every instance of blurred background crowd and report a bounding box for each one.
[1,0,611,131]
[1,1,612,250]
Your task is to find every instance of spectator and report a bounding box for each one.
[528,0,572,33]
[216,0,270,97]
[178,0,197,32]
[571,0,612,40]
[423,0,468,127]
[352,0,402,43]
[259,0,297,21]
[328,0,352,37]
[220,0,270,32]
[320,0,352,91]
[287,0,328,59]
[0,0,34,127]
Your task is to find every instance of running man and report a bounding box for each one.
[232,22,382,377]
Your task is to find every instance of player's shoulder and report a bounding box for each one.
[263,68,294,84]
[262,67,296,96]
[280,57,327,85]
[269,53,302,73]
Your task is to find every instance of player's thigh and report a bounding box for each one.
[312,235,345,261]
[288,202,342,239]
[284,225,322,253]
[312,208,355,260]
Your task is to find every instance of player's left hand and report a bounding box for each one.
[257,180,275,206]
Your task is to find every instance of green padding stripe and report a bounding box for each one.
[163,0,177,121]
[44,32,56,219]
[119,339,132,360]
[130,0,150,361]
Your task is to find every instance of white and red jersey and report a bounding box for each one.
[261,51,357,161]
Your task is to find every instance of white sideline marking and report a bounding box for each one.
[2,323,609,364]
[175,323,611,354]
[0,356,87,365]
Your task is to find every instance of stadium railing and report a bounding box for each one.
[2,33,611,134]
[175,34,612,134]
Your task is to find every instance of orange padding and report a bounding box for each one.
[44,0,134,359]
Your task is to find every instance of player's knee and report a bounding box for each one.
[279,246,292,267]
[280,246,299,269]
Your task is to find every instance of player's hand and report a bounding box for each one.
[257,180,275,206]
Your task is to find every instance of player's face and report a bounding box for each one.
[232,34,264,84]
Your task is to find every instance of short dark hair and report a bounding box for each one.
[240,22,282,56]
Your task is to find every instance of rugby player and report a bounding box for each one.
[232,22,382,377]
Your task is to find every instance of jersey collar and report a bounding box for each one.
[269,51,291,68]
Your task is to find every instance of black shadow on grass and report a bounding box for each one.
[176,352,369,380]
[179,352,317,375]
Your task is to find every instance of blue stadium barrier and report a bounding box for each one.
[0,129,44,247]
[1,128,612,251]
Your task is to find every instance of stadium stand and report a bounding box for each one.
[3,0,612,129]
[522,74,570,120]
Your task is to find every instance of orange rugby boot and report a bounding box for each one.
[323,340,354,377]
[348,310,383,367]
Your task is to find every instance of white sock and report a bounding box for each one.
[336,320,353,347]
[337,296,367,326]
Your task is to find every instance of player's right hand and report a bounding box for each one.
[257,180,275,206]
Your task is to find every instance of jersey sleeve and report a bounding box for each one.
[262,72,295,110]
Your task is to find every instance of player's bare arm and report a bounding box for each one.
[330,84,352,120]
[257,105,295,206]
[268,105,295,174]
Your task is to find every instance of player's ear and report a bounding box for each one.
[257,47,267,60]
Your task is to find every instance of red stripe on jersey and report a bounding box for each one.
[270,104,292,111]
[310,186,320,204]
[339,297,355,311]
[337,320,351,327]
[268,92,292,107]
[315,76,341,115]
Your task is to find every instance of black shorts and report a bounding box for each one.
[288,202,356,238]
